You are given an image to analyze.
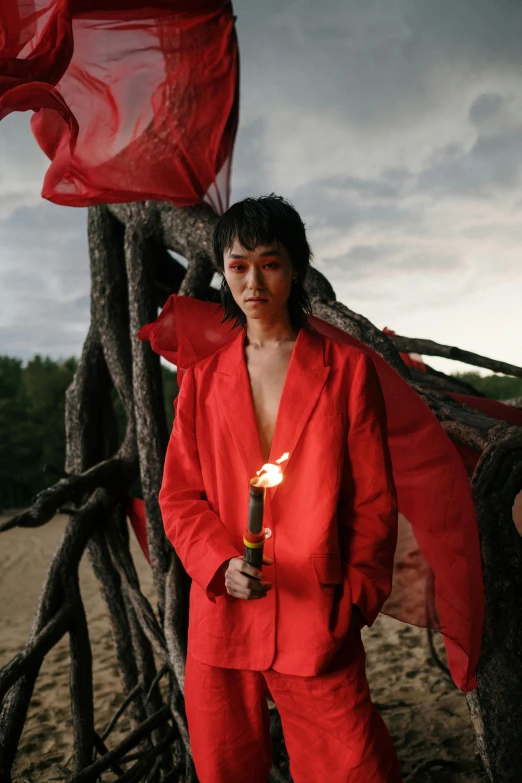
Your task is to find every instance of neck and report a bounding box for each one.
[244,314,299,349]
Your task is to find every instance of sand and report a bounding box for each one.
[0,513,488,782]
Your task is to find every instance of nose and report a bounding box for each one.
[246,267,265,291]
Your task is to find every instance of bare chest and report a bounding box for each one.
[245,343,294,464]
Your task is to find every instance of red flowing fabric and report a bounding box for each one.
[443,394,522,476]
[127,496,151,563]
[383,327,522,473]
[135,294,487,694]
[382,328,522,473]
[0,0,239,212]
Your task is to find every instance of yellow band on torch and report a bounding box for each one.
[243,537,264,549]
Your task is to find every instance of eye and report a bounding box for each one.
[231,263,277,271]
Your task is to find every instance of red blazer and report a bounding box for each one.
[159,323,398,676]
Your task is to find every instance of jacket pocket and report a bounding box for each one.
[310,553,343,585]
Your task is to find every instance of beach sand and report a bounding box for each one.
[0,513,488,782]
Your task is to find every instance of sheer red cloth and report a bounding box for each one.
[382,329,522,474]
[133,294,490,693]
[0,0,239,212]
[446,395,522,475]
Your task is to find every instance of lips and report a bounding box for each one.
[247,298,268,302]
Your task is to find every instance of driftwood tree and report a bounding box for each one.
[1,199,522,783]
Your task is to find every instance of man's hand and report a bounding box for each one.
[224,555,273,600]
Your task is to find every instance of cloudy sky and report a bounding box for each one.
[1,0,522,375]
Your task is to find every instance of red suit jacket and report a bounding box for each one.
[159,323,398,675]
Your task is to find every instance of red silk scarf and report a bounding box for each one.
[0,0,239,212]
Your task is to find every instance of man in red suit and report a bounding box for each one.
[159,195,403,782]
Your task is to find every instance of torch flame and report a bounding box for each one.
[251,452,289,488]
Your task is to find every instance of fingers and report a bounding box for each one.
[238,559,262,580]
[230,585,272,600]
[225,557,273,600]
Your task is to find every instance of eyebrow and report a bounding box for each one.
[228,248,282,259]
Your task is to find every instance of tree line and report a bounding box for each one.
[0,354,520,510]
[0,355,179,510]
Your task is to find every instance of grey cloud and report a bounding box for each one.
[0,203,87,250]
[469,93,504,128]
[418,123,522,198]
[342,245,393,263]
[230,117,271,202]
[322,244,395,283]
[395,251,463,273]
[0,114,50,216]
[311,170,412,201]
[292,175,421,237]
[0,191,42,216]
[402,0,522,73]
[0,291,90,362]
[462,222,522,241]
[322,243,462,284]
[237,0,522,132]
[0,202,90,360]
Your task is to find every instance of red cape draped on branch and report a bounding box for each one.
[133,294,490,693]
[383,328,522,475]
[0,0,239,212]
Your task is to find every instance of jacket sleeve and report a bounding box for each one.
[159,364,243,603]
[338,351,398,628]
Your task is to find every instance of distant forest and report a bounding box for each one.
[1,355,521,510]
[0,355,178,510]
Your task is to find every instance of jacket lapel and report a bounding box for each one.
[214,324,331,502]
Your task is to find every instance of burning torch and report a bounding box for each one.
[243,452,289,570]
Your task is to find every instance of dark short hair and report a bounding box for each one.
[212,194,314,331]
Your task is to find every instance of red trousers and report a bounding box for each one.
[185,627,403,783]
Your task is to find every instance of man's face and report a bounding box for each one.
[223,237,295,322]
